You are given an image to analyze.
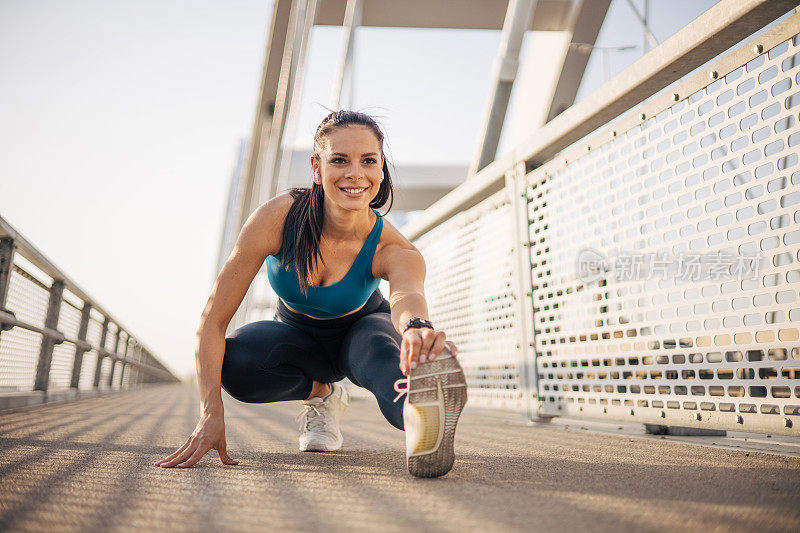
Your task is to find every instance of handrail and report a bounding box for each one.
[401,0,798,242]
[0,214,178,395]
[0,215,161,361]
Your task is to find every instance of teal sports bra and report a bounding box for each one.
[266,208,383,319]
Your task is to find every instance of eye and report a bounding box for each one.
[332,157,346,164]
[364,157,377,164]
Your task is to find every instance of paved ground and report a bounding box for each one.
[1,384,799,533]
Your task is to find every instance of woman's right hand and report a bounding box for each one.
[154,411,240,468]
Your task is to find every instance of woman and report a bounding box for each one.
[154,110,467,478]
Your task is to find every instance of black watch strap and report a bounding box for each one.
[403,317,434,333]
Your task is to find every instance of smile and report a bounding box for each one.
[339,186,368,197]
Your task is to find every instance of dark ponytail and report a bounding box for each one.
[278,110,395,296]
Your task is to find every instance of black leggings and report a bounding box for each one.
[220,289,405,430]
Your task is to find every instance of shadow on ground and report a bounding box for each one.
[1,384,799,532]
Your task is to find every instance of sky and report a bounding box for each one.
[0,0,720,379]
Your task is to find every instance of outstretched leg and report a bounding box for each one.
[338,312,406,430]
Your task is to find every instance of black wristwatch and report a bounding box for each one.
[403,317,434,334]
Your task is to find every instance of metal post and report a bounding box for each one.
[468,0,537,176]
[69,303,92,389]
[93,317,110,388]
[140,349,150,384]
[329,0,362,111]
[118,336,130,388]
[237,0,293,237]
[274,0,318,194]
[127,342,136,387]
[505,163,542,420]
[33,279,65,391]
[133,343,143,386]
[623,0,659,54]
[263,0,316,200]
[0,237,16,340]
[106,327,121,388]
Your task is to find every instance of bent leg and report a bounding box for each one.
[221,320,335,404]
[339,312,406,430]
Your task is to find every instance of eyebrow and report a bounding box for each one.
[331,152,379,157]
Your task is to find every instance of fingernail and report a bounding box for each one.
[429,353,436,360]
[419,354,427,363]
[410,361,417,369]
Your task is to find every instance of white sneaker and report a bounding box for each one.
[393,346,467,478]
[296,381,350,452]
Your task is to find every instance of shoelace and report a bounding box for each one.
[296,403,328,431]
[393,378,408,403]
[393,349,457,404]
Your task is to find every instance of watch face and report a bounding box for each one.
[405,318,432,330]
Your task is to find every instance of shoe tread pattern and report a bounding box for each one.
[406,354,467,478]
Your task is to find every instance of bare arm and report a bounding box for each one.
[382,244,459,375]
[385,247,429,335]
[195,195,289,415]
[155,195,290,468]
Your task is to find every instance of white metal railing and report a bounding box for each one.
[0,215,178,406]
[414,190,522,410]
[406,2,800,436]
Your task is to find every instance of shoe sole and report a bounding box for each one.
[406,351,467,478]
[299,433,343,452]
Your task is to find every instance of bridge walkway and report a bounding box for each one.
[1,384,799,532]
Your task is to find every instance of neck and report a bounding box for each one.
[322,203,373,242]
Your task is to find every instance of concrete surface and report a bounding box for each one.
[1,383,799,533]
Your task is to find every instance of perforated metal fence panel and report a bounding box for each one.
[0,221,177,396]
[414,189,524,411]
[524,24,800,435]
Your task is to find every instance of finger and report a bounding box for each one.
[216,440,239,465]
[160,441,199,468]
[177,444,209,468]
[407,335,422,370]
[159,438,191,462]
[445,341,458,358]
[427,332,447,361]
[399,340,409,375]
[155,440,190,466]
[218,448,240,466]
[418,330,437,363]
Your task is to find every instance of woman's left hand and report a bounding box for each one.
[399,327,458,376]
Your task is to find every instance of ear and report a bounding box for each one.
[310,157,319,183]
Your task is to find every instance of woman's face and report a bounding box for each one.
[312,125,384,211]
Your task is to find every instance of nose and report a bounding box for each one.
[346,162,365,181]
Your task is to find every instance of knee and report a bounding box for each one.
[220,321,285,400]
[220,336,250,400]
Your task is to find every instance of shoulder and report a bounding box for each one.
[373,215,425,281]
[244,192,295,257]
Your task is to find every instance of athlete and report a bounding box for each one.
[155,110,467,477]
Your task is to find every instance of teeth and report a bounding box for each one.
[341,187,366,192]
